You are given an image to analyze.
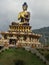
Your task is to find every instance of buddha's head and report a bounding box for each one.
[22,2,28,11]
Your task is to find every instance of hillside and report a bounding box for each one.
[33,27,49,45]
[0,48,46,65]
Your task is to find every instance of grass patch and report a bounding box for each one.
[0,48,46,65]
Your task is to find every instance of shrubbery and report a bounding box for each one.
[45,54,49,61]
[14,59,25,65]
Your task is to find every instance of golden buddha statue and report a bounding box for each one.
[18,2,30,23]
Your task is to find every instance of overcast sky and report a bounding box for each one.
[0,0,49,31]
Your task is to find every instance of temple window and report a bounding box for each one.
[4,35,7,39]
[10,34,13,37]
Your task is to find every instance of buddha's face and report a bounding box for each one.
[22,5,28,11]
